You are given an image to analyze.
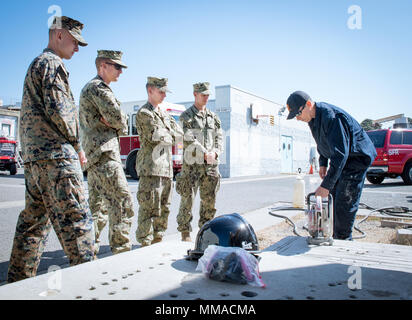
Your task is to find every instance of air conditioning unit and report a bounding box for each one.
[393,117,411,129]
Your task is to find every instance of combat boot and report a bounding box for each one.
[181,232,191,242]
[140,241,150,248]
[152,237,162,244]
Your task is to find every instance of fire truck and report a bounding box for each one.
[119,101,186,180]
[0,136,18,175]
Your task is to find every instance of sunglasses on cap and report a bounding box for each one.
[105,62,122,70]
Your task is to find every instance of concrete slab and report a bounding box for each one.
[381,220,412,228]
[1,205,411,300]
[1,235,411,300]
[397,229,412,244]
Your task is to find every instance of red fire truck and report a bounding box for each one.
[119,101,186,180]
[0,136,18,175]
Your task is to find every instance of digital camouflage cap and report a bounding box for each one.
[193,82,211,95]
[97,50,127,68]
[50,16,88,47]
[147,77,171,93]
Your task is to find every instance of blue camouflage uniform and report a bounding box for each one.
[309,102,377,240]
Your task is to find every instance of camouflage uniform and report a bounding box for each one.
[79,50,133,255]
[7,17,95,283]
[136,77,183,246]
[176,82,223,233]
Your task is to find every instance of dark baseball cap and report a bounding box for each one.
[286,91,311,120]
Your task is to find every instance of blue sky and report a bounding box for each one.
[0,0,411,122]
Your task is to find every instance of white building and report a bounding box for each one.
[121,85,316,178]
[0,107,20,141]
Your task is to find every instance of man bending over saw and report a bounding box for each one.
[286,91,376,240]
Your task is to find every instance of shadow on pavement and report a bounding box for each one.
[0,244,144,287]
[0,173,25,179]
[262,235,311,256]
[364,181,406,189]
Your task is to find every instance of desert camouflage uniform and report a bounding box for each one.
[7,42,95,282]
[79,70,134,255]
[136,97,183,245]
[176,98,223,233]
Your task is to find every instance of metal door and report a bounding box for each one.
[281,135,293,173]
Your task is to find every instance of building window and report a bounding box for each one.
[390,131,402,145]
[132,113,138,135]
[1,124,11,137]
[403,131,412,145]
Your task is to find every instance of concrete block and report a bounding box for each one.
[396,229,412,244]
[381,220,412,229]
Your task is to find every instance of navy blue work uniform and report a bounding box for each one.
[309,102,377,240]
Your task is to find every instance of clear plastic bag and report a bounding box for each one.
[196,245,265,288]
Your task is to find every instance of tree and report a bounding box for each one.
[360,119,381,131]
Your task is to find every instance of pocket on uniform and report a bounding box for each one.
[206,117,215,129]
[175,171,193,196]
[175,172,183,195]
[137,177,156,209]
[49,164,89,219]
[210,174,221,194]
[206,165,220,178]
[52,159,83,180]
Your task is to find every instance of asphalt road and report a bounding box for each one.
[0,168,411,285]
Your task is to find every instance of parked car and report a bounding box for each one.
[366,128,412,185]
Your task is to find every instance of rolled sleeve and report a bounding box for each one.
[43,66,82,153]
[91,85,127,132]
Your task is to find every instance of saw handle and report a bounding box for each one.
[306,192,333,205]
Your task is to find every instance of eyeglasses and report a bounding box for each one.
[105,62,122,71]
[296,105,305,117]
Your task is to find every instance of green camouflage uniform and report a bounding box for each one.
[7,17,95,283]
[176,82,223,233]
[135,77,183,245]
[79,50,133,255]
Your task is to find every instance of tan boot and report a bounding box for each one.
[181,232,192,242]
[152,237,162,244]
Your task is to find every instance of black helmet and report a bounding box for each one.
[187,213,260,260]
